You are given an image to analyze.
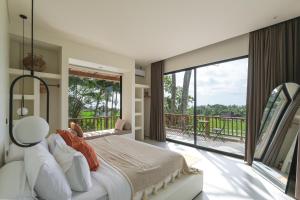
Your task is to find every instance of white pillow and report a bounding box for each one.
[0,161,32,199]
[53,142,92,192]
[24,144,72,200]
[5,143,24,163]
[5,139,48,163]
[47,133,66,154]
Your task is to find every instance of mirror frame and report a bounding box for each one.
[255,84,292,161]
[253,83,300,193]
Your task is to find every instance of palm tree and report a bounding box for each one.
[91,80,106,116]
[181,70,192,114]
[68,76,94,118]
[171,74,176,113]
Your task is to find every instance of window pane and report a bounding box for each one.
[68,73,121,132]
[164,70,195,145]
[195,58,248,156]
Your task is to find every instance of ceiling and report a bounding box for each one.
[8,0,300,66]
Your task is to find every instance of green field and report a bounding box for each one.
[79,110,95,118]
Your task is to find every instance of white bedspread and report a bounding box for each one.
[92,158,131,200]
[72,176,108,200]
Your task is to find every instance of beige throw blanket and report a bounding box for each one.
[87,136,193,197]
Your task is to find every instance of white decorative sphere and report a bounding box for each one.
[13,116,49,144]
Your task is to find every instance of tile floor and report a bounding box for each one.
[145,139,293,200]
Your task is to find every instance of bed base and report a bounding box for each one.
[148,172,203,200]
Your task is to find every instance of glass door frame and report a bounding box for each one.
[164,55,248,159]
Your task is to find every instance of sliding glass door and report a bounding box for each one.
[164,70,195,145]
[164,57,248,157]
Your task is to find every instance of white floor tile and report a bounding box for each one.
[145,140,293,200]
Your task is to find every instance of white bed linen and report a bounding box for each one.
[0,161,32,200]
[92,158,131,200]
[74,157,202,200]
[24,144,72,200]
[72,177,108,200]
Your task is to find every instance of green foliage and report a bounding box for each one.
[164,75,194,114]
[68,76,120,119]
[196,104,246,117]
[79,110,95,118]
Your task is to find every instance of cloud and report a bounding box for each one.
[174,58,248,105]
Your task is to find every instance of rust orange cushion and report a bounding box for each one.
[57,129,74,146]
[69,122,84,137]
[57,129,99,171]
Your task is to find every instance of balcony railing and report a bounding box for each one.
[164,113,246,141]
[69,116,119,132]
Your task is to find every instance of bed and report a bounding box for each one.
[74,159,203,200]
[72,176,108,200]
[73,157,203,200]
[86,136,203,200]
[0,135,203,200]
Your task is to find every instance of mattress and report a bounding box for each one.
[72,176,108,200]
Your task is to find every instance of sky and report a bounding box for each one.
[173,58,248,106]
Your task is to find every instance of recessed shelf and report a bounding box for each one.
[135,126,142,130]
[134,84,149,141]
[135,84,150,89]
[9,68,61,80]
[13,94,34,100]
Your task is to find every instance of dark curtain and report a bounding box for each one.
[245,17,300,198]
[150,61,165,141]
[245,17,300,165]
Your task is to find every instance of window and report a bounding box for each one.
[164,57,248,157]
[68,67,121,132]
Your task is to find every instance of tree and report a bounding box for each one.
[89,80,106,116]
[68,76,121,119]
[181,70,192,114]
[68,76,94,118]
[171,74,176,113]
[196,104,246,117]
[163,74,193,114]
[110,82,120,116]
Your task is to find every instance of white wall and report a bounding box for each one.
[0,0,9,166]
[164,34,249,73]
[9,23,135,132]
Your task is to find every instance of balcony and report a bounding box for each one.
[165,113,246,155]
[69,116,119,132]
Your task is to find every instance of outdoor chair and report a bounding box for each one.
[179,115,194,137]
[212,118,227,142]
